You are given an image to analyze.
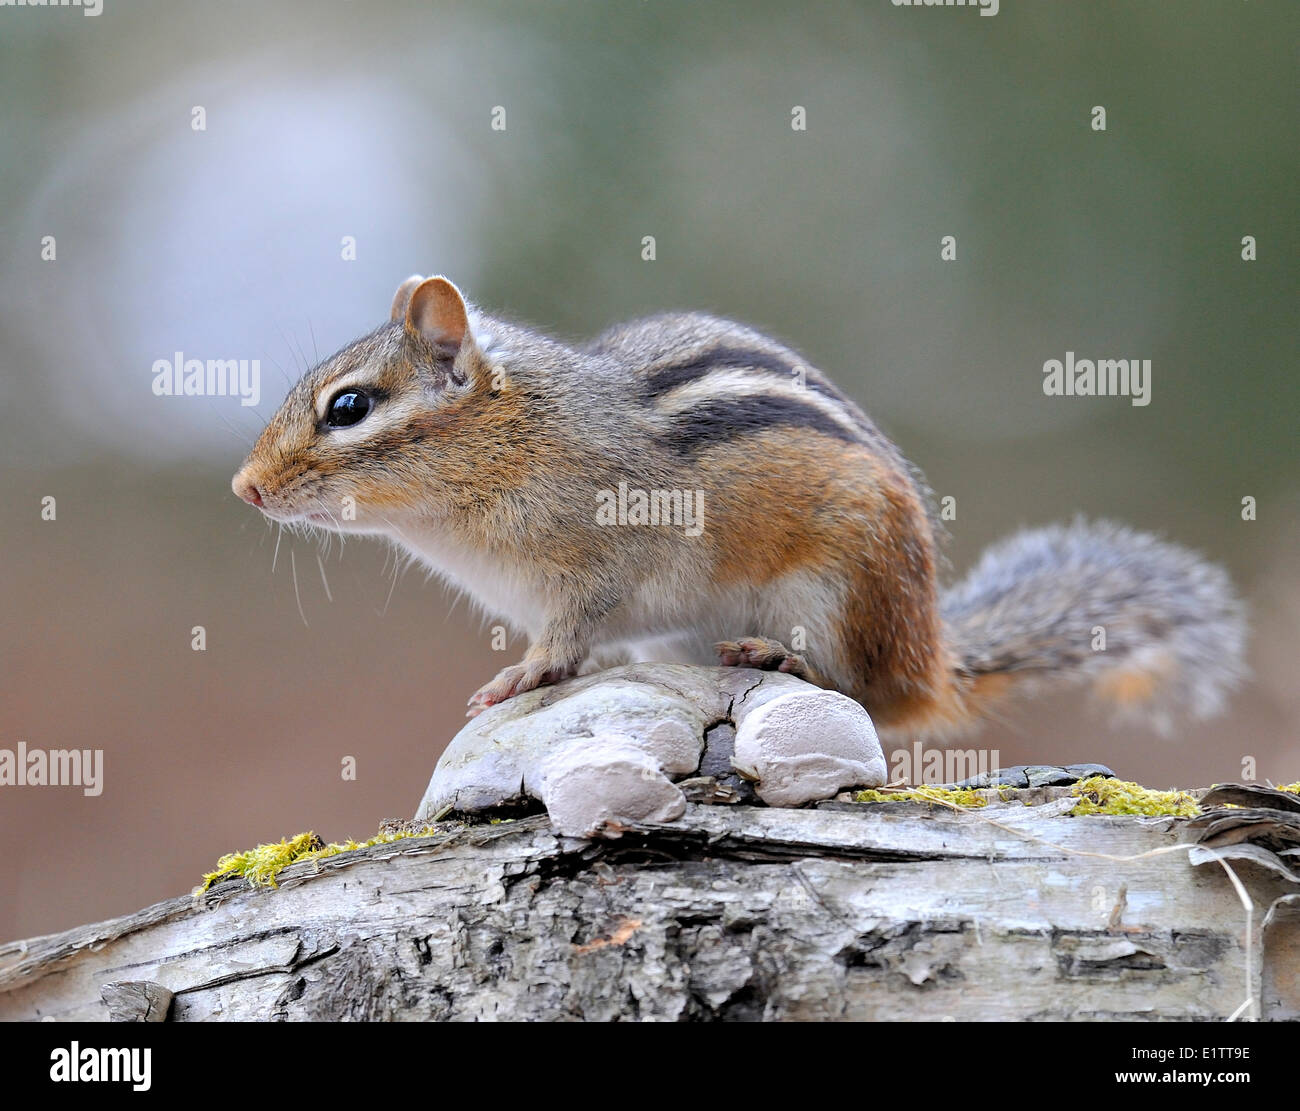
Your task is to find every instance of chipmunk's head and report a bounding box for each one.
[231,275,501,533]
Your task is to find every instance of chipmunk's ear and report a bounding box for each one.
[404,276,472,354]
[390,274,426,322]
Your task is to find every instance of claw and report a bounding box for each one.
[467,659,577,716]
[715,636,810,680]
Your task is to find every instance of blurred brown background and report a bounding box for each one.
[1,0,1296,942]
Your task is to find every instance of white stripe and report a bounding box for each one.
[653,368,863,441]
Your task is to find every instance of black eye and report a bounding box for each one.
[325,390,372,428]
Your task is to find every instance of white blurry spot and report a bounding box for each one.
[5,73,480,464]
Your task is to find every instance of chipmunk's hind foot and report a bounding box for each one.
[716,637,816,683]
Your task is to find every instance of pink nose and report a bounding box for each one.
[232,473,264,507]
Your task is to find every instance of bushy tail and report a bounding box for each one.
[941,519,1247,733]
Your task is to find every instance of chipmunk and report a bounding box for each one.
[232,275,1246,735]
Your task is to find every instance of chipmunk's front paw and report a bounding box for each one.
[716,636,811,680]
[466,661,576,717]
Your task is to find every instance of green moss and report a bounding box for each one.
[202,775,1212,888]
[1068,775,1198,817]
[851,777,1200,818]
[199,825,443,892]
[852,786,988,808]
[199,832,323,890]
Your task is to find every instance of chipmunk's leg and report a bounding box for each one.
[467,600,607,716]
[715,636,822,685]
[580,643,632,673]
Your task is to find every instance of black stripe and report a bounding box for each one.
[659,393,865,456]
[640,344,868,424]
[641,346,799,397]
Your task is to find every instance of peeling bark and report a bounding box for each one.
[0,804,1294,1021]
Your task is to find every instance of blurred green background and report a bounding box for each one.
[1,0,1296,942]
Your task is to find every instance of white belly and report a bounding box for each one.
[391,530,550,635]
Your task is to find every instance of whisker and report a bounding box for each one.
[264,349,296,392]
[381,551,401,616]
[316,552,333,603]
[290,548,309,627]
[218,413,254,448]
[273,323,308,378]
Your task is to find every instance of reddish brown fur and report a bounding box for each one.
[234,277,1245,731]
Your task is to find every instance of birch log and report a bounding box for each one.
[2,802,1297,1021]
